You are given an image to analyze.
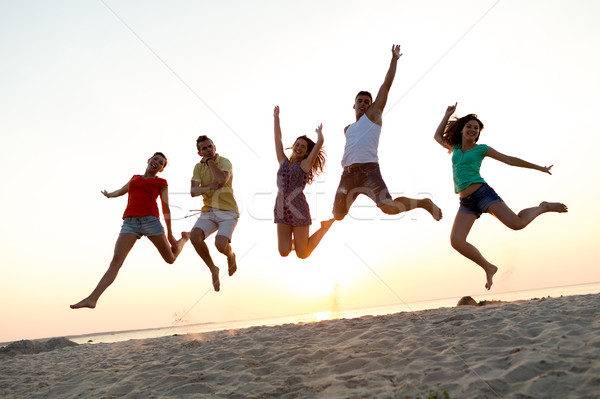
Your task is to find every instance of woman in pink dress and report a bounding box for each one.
[274,106,334,258]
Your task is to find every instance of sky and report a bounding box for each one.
[1,0,599,343]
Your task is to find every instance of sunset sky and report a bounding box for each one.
[1,0,599,343]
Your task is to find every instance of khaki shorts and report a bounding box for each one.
[192,209,238,241]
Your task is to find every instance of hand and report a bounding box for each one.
[540,164,553,175]
[315,123,323,139]
[101,190,110,198]
[391,44,403,60]
[445,102,457,118]
[274,105,280,118]
[168,233,178,250]
[201,156,214,164]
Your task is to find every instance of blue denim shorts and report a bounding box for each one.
[458,183,503,218]
[333,163,392,218]
[120,216,165,238]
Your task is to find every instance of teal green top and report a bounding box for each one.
[451,144,490,193]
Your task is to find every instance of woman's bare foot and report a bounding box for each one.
[540,202,568,213]
[484,264,498,290]
[211,266,220,292]
[421,198,443,221]
[70,297,97,309]
[181,231,190,240]
[227,252,237,276]
[321,218,335,231]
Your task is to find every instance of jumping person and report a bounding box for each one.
[433,102,568,290]
[274,105,334,258]
[71,152,189,309]
[189,135,239,292]
[333,44,442,222]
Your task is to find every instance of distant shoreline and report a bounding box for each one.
[2,281,599,347]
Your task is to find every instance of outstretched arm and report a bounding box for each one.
[434,102,457,150]
[369,44,403,122]
[274,106,287,165]
[486,148,553,174]
[101,178,131,198]
[301,123,324,173]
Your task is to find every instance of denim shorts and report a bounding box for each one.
[120,216,165,238]
[458,183,503,218]
[192,209,239,241]
[333,163,392,218]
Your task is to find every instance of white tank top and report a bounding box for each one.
[341,114,381,167]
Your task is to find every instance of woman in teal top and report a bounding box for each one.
[434,103,568,290]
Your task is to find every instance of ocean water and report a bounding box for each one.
[64,281,600,345]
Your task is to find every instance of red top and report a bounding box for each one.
[122,175,168,219]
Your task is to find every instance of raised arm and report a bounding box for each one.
[485,148,553,174]
[434,102,457,150]
[301,123,324,173]
[101,178,131,198]
[206,159,230,186]
[369,44,403,121]
[274,106,287,165]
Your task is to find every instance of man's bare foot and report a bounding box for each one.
[211,266,220,292]
[484,265,498,290]
[181,231,190,240]
[70,297,97,309]
[227,252,237,277]
[540,201,568,213]
[421,198,443,221]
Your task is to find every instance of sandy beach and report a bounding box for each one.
[1,293,599,398]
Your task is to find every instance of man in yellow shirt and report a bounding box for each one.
[190,135,239,292]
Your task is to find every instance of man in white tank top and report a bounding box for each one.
[332,44,443,222]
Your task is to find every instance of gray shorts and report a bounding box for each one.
[192,209,238,241]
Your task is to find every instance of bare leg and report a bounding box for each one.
[489,201,568,230]
[450,212,498,290]
[293,219,335,259]
[147,232,189,264]
[379,197,443,221]
[70,233,138,309]
[190,228,220,292]
[215,235,237,276]
[277,224,294,257]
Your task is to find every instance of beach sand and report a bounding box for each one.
[1,293,599,398]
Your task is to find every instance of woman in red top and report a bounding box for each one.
[71,152,189,309]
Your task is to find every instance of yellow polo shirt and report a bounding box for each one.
[191,155,239,215]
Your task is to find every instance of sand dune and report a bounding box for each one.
[1,293,599,398]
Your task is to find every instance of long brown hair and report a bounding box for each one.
[442,114,484,149]
[291,135,326,184]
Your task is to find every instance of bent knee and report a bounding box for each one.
[295,250,310,260]
[333,213,346,221]
[214,237,230,253]
[189,228,205,243]
[450,237,465,251]
[508,222,526,231]
[215,243,228,253]
[378,204,398,215]
[279,248,291,257]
